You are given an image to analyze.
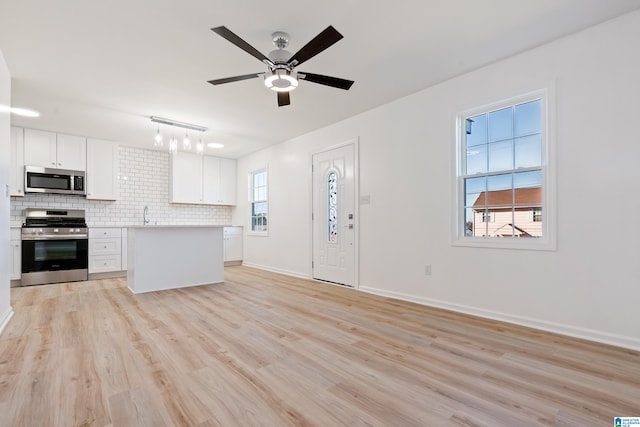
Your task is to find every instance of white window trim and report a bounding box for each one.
[452,87,557,251]
[248,166,269,236]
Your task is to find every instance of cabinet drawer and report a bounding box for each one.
[89,255,122,273]
[224,226,243,237]
[90,238,121,256]
[89,228,121,238]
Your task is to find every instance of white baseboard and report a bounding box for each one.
[359,286,640,352]
[0,306,14,337]
[241,262,310,280]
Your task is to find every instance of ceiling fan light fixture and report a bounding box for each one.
[264,70,298,92]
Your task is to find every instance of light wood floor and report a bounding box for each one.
[0,266,638,426]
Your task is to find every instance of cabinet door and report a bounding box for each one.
[224,227,243,262]
[10,126,25,196]
[87,139,118,200]
[24,128,57,168]
[170,151,203,204]
[219,158,237,205]
[10,239,21,280]
[56,133,86,170]
[202,156,221,204]
[203,156,236,205]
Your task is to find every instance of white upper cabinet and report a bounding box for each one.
[86,138,118,200]
[170,153,236,205]
[23,128,56,168]
[10,126,25,196]
[24,129,87,170]
[219,157,237,206]
[56,133,87,170]
[170,151,204,204]
[203,156,237,205]
[202,155,221,205]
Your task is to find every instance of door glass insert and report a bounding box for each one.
[328,172,338,242]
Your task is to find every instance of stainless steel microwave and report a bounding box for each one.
[25,166,86,196]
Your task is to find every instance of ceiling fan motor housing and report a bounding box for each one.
[271,31,290,49]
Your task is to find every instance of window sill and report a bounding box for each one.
[452,237,556,251]
[247,231,268,237]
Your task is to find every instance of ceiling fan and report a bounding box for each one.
[208,25,354,107]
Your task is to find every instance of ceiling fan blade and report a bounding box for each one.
[208,73,262,85]
[211,26,272,65]
[299,72,354,90]
[277,92,291,107]
[288,26,343,67]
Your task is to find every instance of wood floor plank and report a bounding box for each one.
[0,265,639,426]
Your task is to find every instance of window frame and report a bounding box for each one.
[453,88,556,251]
[248,167,268,236]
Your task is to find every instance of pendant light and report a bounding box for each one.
[154,126,163,147]
[150,116,208,153]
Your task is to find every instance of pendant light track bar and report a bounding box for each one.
[150,116,208,132]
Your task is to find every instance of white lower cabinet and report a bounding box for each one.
[10,228,21,280]
[89,228,122,273]
[223,226,243,265]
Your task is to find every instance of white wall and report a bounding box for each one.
[234,11,640,350]
[0,49,14,335]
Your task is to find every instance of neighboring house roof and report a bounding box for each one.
[473,187,541,208]
[493,223,533,237]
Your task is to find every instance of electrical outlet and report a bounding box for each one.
[425,264,432,276]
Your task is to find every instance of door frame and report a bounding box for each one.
[309,138,360,288]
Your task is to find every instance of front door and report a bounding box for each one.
[312,143,356,287]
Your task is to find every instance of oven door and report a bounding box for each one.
[21,237,88,285]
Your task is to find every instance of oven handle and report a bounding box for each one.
[21,235,88,241]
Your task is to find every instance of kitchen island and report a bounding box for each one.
[127,225,225,294]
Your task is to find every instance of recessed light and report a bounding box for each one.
[207,142,224,149]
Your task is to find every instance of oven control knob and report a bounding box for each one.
[54,228,59,233]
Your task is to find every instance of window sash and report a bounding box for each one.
[454,89,553,250]
[249,169,268,234]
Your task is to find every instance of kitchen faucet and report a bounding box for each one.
[143,205,149,225]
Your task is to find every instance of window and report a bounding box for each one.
[328,171,338,242]
[455,90,555,249]
[249,168,268,233]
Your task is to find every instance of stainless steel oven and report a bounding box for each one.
[21,209,88,286]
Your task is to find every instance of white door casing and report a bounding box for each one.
[312,143,356,287]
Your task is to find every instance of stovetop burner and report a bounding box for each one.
[22,208,87,228]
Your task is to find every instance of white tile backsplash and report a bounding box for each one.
[11,145,232,227]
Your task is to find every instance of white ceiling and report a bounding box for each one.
[1,0,639,158]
